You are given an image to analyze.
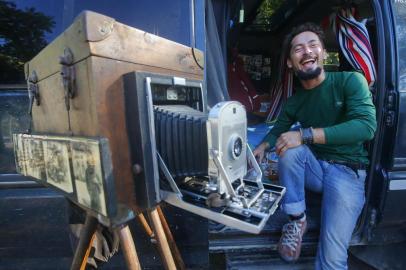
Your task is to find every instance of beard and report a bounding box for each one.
[294,66,322,80]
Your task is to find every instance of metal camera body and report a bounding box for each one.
[151,75,285,234]
[207,101,247,197]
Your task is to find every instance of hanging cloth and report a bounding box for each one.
[332,7,377,88]
[227,49,261,112]
[266,49,293,122]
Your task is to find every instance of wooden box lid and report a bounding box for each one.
[24,10,204,82]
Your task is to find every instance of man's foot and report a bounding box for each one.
[278,215,307,262]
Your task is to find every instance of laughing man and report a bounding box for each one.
[253,23,376,269]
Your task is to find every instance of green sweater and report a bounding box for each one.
[264,72,377,164]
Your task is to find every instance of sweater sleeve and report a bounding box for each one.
[263,101,295,148]
[323,72,377,144]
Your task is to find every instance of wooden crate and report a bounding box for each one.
[21,10,204,224]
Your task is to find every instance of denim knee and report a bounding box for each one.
[279,145,308,166]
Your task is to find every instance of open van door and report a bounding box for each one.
[363,0,406,244]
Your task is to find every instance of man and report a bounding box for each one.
[253,23,376,269]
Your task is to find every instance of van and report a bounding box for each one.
[0,0,405,268]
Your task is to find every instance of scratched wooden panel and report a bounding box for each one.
[31,73,70,133]
[25,10,203,82]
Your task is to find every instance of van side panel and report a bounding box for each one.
[377,1,406,227]
[392,2,406,166]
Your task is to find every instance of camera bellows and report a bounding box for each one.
[153,105,208,179]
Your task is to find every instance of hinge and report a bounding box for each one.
[386,90,396,109]
[385,110,395,127]
[384,90,396,127]
[367,208,377,241]
[28,70,40,115]
[59,47,76,111]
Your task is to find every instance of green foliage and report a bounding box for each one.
[324,52,340,65]
[255,0,285,26]
[0,0,54,83]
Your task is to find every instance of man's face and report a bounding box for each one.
[287,31,326,80]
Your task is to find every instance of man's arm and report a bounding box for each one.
[274,72,376,156]
[274,128,325,156]
[323,72,376,144]
[253,141,270,162]
[253,102,295,161]
[312,128,326,144]
[275,128,326,156]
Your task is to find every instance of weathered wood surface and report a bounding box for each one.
[30,73,70,133]
[148,208,177,270]
[25,10,203,81]
[70,215,98,270]
[118,225,142,270]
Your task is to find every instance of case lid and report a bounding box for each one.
[25,10,204,82]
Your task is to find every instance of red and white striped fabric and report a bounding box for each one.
[332,8,376,88]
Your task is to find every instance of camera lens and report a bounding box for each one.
[233,137,242,158]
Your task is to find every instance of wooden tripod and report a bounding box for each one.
[70,206,185,270]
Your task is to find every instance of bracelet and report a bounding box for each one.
[300,127,314,145]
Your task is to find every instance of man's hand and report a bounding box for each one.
[275,131,302,156]
[253,142,270,163]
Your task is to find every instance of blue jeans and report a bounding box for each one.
[278,145,366,270]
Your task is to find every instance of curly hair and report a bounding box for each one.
[283,22,326,57]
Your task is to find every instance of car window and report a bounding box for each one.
[393,0,406,91]
[0,87,30,174]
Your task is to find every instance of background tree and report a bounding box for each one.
[0,0,54,83]
[255,0,284,28]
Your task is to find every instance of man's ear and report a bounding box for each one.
[287,58,293,69]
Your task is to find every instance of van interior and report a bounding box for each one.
[208,0,382,264]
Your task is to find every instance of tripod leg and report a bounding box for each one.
[157,206,185,270]
[79,233,96,270]
[118,225,141,270]
[148,208,177,270]
[137,213,154,238]
[70,214,98,270]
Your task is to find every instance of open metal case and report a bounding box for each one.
[124,72,285,234]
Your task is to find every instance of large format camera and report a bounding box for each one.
[124,72,285,234]
[14,11,284,233]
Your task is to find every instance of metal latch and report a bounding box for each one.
[28,70,40,115]
[59,47,76,111]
